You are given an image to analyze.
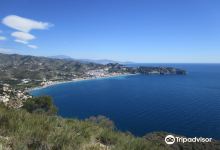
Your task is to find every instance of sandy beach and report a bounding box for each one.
[27,73,137,93]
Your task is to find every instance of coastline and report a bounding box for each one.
[27,73,138,93]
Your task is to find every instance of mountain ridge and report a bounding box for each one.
[49,55,135,64]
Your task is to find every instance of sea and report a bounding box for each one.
[30,64,220,139]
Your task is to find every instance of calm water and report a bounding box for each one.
[31,64,220,139]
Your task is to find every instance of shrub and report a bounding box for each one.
[97,129,119,146]
[23,96,57,115]
[86,115,115,129]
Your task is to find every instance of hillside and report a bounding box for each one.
[0,99,219,150]
[0,53,186,81]
[0,53,103,81]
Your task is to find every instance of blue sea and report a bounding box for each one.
[31,64,220,139]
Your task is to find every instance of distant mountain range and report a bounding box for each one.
[0,52,186,82]
[0,53,103,81]
[49,55,135,65]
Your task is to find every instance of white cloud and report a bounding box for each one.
[27,44,38,49]
[2,15,52,32]
[14,39,28,44]
[2,15,53,48]
[11,31,35,41]
[11,31,35,44]
[0,36,6,40]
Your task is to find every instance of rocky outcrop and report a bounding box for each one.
[137,66,186,75]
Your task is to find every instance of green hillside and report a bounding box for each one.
[0,97,219,150]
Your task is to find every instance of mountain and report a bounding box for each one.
[49,55,135,64]
[0,52,186,88]
[0,53,103,81]
[49,55,73,60]
[78,59,120,64]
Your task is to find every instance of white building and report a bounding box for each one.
[0,95,10,103]
[2,84,10,92]
[21,79,31,84]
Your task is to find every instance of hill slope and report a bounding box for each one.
[0,53,103,81]
[0,103,219,150]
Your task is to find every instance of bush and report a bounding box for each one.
[97,129,119,146]
[86,115,115,129]
[23,96,57,115]
[0,107,155,150]
[0,98,219,150]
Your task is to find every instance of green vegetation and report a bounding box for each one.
[86,115,115,129]
[0,102,159,150]
[23,96,57,115]
[0,96,219,150]
[0,53,103,82]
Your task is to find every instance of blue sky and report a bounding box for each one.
[0,0,220,63]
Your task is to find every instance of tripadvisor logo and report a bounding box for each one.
[165,135,212,145]
[165,135,175,145]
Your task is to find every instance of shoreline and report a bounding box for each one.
[27,73,138,93]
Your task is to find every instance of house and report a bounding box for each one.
[21,79,31,84]
[2,84,10,92]
[0,95,10,103]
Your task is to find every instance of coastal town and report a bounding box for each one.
[0,83,32,108]
[0,70,130,108]
[40,68,131,87]
[0,63,128,108]
[0,53,186,109]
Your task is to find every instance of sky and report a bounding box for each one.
[0,0,220,63]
